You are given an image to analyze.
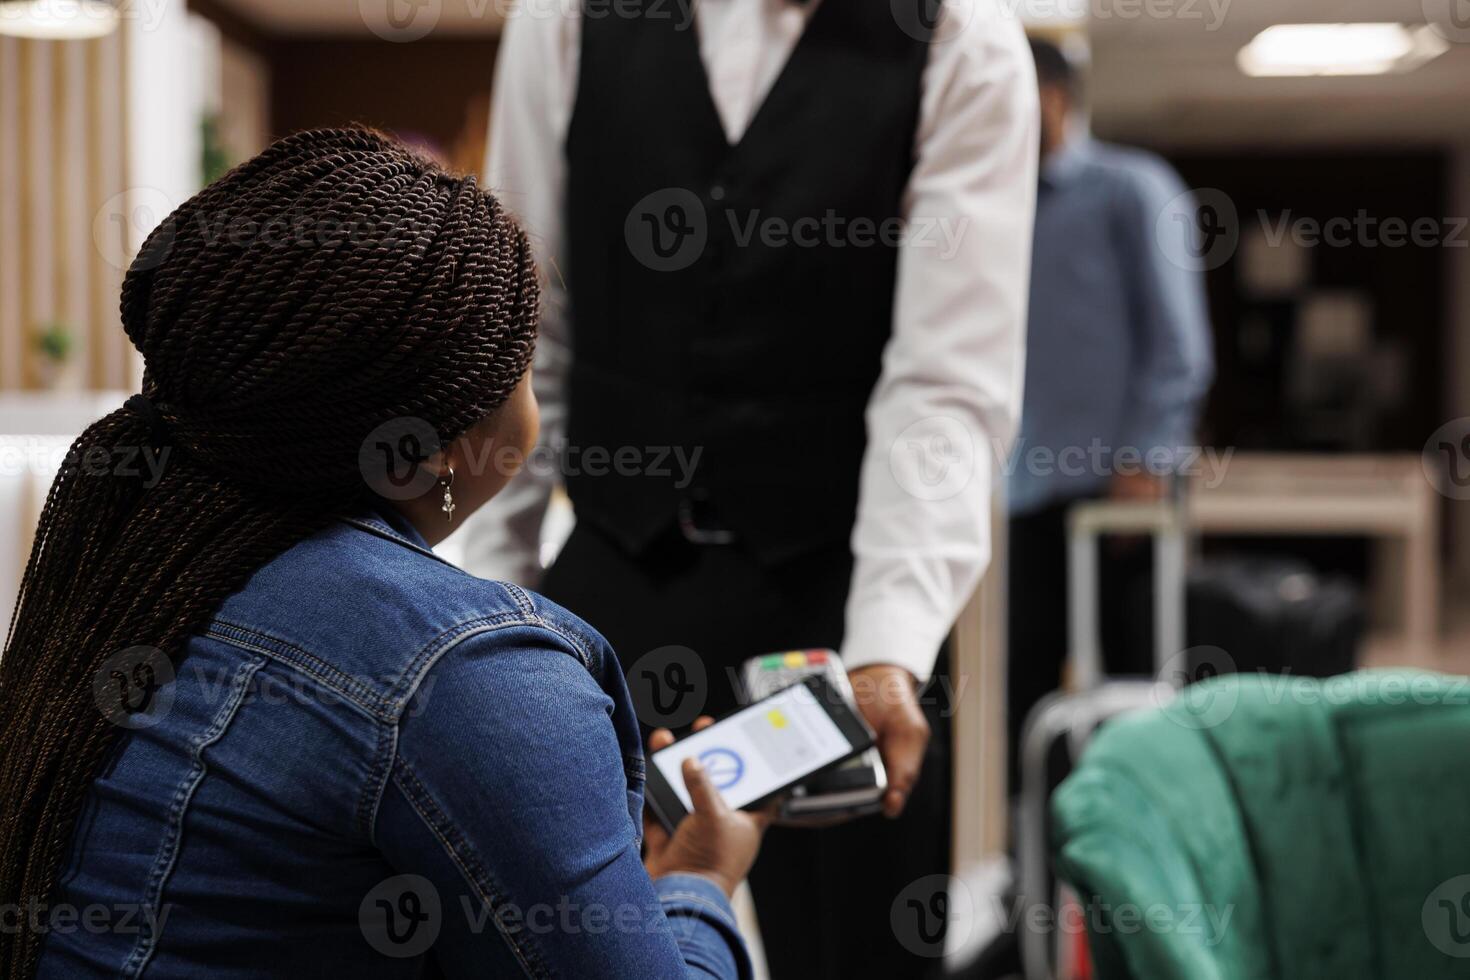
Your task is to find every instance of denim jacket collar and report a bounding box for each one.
[339,506,447,566]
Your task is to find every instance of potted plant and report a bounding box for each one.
[33,320,76,389]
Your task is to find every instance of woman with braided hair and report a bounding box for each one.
[2,128,763,979]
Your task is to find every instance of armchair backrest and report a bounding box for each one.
[1052,670,1470,980]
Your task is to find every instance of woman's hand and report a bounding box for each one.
[643,718,772,897]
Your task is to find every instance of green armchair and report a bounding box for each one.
[1051,670,1470,979]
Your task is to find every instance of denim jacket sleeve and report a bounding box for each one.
[371,620,752,979]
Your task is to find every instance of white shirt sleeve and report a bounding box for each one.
[839,1,1038,682]
[458,7,581,586]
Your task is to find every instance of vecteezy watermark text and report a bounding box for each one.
[360,874,735,958]
[0,437,171,489]
[359,415,704,502]
[625,188,972,272]
[0,899,170,938]
[999,0,1232,31]
[1001,438,1234,488]
[1161,188,1470,272]
[1259,210,1470,250]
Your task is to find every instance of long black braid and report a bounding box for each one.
[0,127,539,977]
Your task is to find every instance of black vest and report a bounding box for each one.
[565,0,933,561]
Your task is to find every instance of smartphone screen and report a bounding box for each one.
[649,677,867,813]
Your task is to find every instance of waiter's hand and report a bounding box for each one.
[849,663,929,818]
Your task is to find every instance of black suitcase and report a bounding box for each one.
[1185,556,1363,678]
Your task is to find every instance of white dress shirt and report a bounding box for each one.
[462,0,1038,682]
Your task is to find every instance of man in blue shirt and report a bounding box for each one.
[1007,38,1214,790]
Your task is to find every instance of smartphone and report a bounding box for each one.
[644,674,875,833]
[740,650,887,824]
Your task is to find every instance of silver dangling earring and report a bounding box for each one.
[440,465,456,523]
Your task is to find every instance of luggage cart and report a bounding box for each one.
[1017,498,1188,980]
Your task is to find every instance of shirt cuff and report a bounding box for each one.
[653,873,753,980]
[840,598,950,685]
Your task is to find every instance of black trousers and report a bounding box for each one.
[1005,496,1154,797]
[543,522,953,980]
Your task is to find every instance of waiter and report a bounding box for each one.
[465,0,1037,974]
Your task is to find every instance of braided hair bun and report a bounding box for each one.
[0,128,539,977]
[128,126,538,492]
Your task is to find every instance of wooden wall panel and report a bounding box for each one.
[0,35,21,390]
[0,31,129,392]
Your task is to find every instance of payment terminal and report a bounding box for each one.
[740,649,888,823]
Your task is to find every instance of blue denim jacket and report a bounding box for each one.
[37,509,750,978]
